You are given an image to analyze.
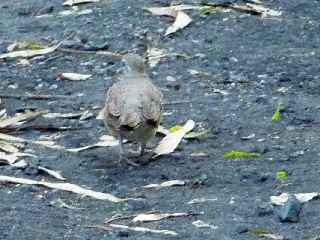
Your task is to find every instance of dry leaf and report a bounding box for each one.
[0,109,7,120]
[107,224,177,236]
[245,3,282,17]
[38,166,66,181]
[231,3,281,17]
[156,125,170,135]
[0,141,20,153]
[0,111,46,129]
[147,48,167,68]
[50,198,83,210]
[0,152,36,165]
[0,45,59,59]
[270,192,320,205]
[0,175,125,202]
[58,73,92,81]
[165,10,192,36]
[43,112,83,119]
[0,133,64,151]
[11,159,28,168]
[79,110,94,121]
[259,233,284,240]
[142,180,185,189]
[63,0,99,6]
[44,110,93,120]
[145,6,194,36]
[132,212,189,223]
[188,197,218,204]
[145,5,199,15]
[192,220,218,229]
[66,135,118,152]
[153,120,195,157]
[33,140,65,150]
[17,59,31,66]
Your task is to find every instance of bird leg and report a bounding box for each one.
[118,134,140,167]
[139,143,146,156]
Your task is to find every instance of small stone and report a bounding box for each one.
[24,166,39,176]
[166,81,181,90]
[277,195,301,222]
[234,224,248,234]
[166,76,176,82]
[256,202,273,217]
[117,230,129,238]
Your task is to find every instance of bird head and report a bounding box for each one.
[122,54,145,74]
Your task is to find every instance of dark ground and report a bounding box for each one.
[1,0,320,239]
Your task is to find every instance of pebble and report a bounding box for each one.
[234,224,248,234]
[24,166,39,176]
[255,202,274,217]
[277,195,301,222]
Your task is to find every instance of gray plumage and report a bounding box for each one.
[103,54,162,165]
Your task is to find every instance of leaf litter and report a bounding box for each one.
[58,73,92,81]
[0,175,126,202]
[132,212,197,223]
[89,224,178,236]
[270,192,320,205]
[0,44,60,60]
[63,0,99,6]
[38,166,66,181]
[153,120,195,158]
[140,180,186,189]
[145,2,281,36]
[145,5,196,36]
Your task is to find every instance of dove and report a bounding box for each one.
[103,54,162,165]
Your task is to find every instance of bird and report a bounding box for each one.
[103,54,163,166]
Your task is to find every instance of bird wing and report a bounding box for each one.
[142,83,162,127]
[105,83,121,118]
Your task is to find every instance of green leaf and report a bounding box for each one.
[223,150,260,159]
[276,170,288,180]
[272,103,284,122]
[169,125,183,133]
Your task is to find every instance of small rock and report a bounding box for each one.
[277,195,301,222]
[117,230,129,238]
[24,166,39,176]
[166,79,181,90]
[234,224,248,234]
[256,202,273,217]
